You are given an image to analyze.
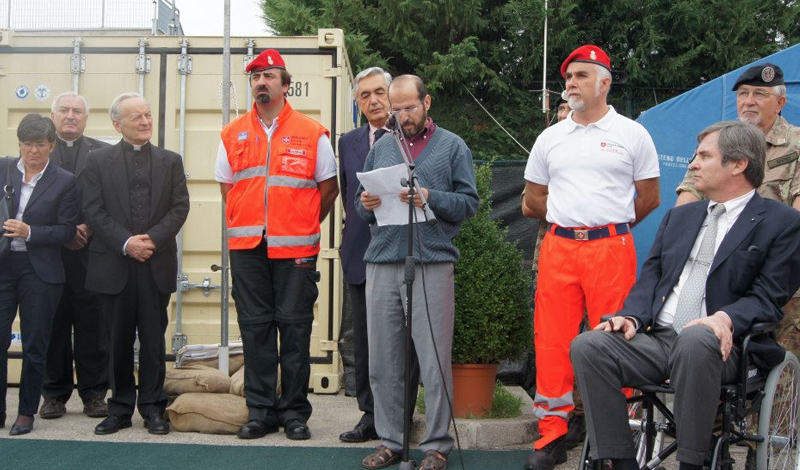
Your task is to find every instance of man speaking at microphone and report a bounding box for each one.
[355,75,478,470]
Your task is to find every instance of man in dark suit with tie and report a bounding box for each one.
[39,92,110,420]
[1,114,79,435]
[338,67,393,443]
[571,120,800,470]
[81,92,189,436]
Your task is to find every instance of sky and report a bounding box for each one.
[174,0,271,37]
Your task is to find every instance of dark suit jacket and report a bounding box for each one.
[1,157,79,284]
[81,141,190,295]
[617,193,800,365]
[339,125,372,285]
[53,135,112,277]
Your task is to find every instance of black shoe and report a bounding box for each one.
[83,397,109,418]
[525,436,568,470]
[237,419,279,439]
[565,414,587,449]
[0,411,5,429]
[9,415,34,436]
[285,419,311,440]
[143,412,170,435]
[340,422,379,443]
[94,414,132,435]
[39,397,67,419]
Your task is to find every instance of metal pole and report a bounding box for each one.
[173,37,190,354]
[541,0,549,117]
[138,38,147,96]
[151,0,158,35]
[71,38,82,93]
[246,38,255,110]
[101,0,106,29]
[219,0,232,375]
[171,0,178,35]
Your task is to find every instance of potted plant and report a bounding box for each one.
[451,162,533,417]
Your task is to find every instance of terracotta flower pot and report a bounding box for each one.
[451,363,498,418]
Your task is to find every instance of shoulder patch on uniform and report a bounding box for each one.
[768,152,798,169]
[238,131,248,141]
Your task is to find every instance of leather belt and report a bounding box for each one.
[551,223,631,241]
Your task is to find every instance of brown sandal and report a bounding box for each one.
[420,450,447,470]
[362,445,401,469]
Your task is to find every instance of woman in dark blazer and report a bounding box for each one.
[0,114,78,435]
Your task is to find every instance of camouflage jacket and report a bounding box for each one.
[676,116,800,205]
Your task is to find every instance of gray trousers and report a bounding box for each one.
[366,262,455,455]
[571,325,740,465]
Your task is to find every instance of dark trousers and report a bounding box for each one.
[100,260,169,418]
[43,249,108,403]
[0,252,62,415]
[230,241,318,426]
[571,325,741,465]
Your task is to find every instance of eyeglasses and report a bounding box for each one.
[19,141,51,151]
[736,89,775,101]
[389,103,422,116]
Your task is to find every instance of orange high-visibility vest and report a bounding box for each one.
[221,101,329,258]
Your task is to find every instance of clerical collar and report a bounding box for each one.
[58,135,79,147]
[122,140,150,152]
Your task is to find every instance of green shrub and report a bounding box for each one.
[452,162,532,364]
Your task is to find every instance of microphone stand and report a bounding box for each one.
[388,116,432,470]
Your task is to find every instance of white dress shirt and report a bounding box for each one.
[10,158,49,252]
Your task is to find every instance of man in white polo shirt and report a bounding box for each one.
[521,44,661,470]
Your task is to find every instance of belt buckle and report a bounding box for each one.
[574,229,589,241]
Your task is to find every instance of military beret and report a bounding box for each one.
[731,63,784,91]
[246,49,286,73]
[560,45,611,78]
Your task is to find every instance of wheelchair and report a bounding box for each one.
[578,322,800,470]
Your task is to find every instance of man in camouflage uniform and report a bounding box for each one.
[676,62,800,369]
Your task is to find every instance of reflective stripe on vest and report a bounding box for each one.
[232,169,318,190]
[266,233,320,247]
[227,225,264,238]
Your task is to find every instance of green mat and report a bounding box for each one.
[0,438,530,470]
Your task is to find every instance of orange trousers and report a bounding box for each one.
[533,229,636,448]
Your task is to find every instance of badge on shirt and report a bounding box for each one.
[286,148,307,156]
[282,136,291,144]
[767,152,798,169]
[238,131,248,141]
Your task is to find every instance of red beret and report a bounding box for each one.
[246,49,286,73]
[560,45,611,78]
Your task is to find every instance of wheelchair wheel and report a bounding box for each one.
[756,352,800,470]
[628,391,666,467]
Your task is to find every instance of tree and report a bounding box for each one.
[261,0,800,160]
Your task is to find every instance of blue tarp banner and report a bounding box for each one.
[632,45,800,270]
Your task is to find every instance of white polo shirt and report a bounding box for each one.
[524,106,660,228]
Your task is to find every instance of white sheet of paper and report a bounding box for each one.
[357,163,435,226]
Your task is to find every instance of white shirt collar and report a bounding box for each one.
[563,105,616,133]
[709,189,755,226]
[16,157,49,185]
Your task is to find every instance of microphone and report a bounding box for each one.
[561,90,568,101]
[387,113,398,130]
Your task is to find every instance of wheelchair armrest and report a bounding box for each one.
[745,321,779,338]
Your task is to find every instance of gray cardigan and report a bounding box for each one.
[354,126,479,264]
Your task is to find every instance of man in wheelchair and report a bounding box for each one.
[571,120,800,470]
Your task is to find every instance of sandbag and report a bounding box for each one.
[164,365,232,396]
[180,354,245,376]
[166,392,248,434]
[229,366,245,397]
[228,365,281,397]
